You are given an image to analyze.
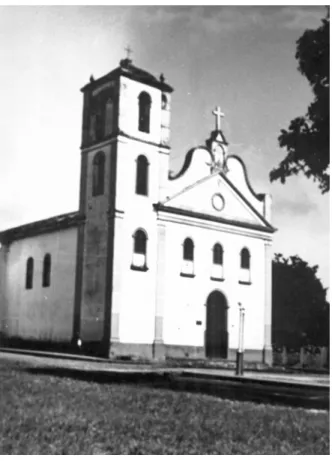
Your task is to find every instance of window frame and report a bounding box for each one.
[240,248,250,269]
[213,243,223,266]
[239,247,251,285]
[183,238,194,262]
[131,228,148,271]
[161,93,168,110]
[26,257,34,290]
[135,155,149,196]
[138,91,152,133]
[42,253,51,288]
[181,238,195,278]
[211,243,225,282]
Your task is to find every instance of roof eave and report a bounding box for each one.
[154,203,277,234]
[81,67,173,94]
[0,212,85,244]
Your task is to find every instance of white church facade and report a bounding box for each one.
[0,57,275,363]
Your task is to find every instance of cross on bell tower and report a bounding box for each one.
[125,45,133,60]
[212,106,225,131]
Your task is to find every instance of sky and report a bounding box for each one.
[0,5,329,291]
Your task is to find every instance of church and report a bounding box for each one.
[0,57,276,364]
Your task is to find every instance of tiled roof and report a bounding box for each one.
[0,211,84,244]
[81,58,173,93]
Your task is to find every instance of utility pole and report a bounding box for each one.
[236,302,245,376]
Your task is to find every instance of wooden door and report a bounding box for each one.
[205,291,228,358]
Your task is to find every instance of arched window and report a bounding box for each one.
[136,155,149,196]
[42,253,51,288]
[239,248,251,284]
[26,257,34,290]
[240,248,250,269]
[132,229,148,270]
[213,243,223,265]
[138,92,151,133]
[183,238,194,261]
[104,98,114,136]
[181,238,195,277]
[161,94,168,110]
[92,151,105,196]
[211,243,224,281]
[134,229,147,254]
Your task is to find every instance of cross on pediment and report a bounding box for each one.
[212,106,225,131]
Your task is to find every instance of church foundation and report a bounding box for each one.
[152,340,166,359]
[108,341,268,364]
[262,346,273,366]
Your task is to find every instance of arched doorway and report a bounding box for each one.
[205,291,228,359]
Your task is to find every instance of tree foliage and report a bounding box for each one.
[270,11,330,193]
[272,253,329,347]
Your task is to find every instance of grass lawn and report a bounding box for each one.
[0,358,329,455]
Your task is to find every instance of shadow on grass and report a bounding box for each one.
[24,366,329,410]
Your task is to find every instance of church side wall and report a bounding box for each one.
[162,221,267,360]
[3,227,77,343]
[119,76,162,146]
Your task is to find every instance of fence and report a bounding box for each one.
[273,346,329,369]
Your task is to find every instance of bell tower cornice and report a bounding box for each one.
[81,56,173,95]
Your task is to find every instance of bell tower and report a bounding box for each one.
[73,56,173,356]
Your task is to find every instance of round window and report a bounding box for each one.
[212,193,225,211]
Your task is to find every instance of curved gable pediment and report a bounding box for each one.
[225,155,265,216]
[169,146,212,181]
[162,171,273,231]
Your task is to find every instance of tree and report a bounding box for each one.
[272,253,329,348]
[270,11,330,193]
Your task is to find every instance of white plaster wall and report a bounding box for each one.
[117,74,171,204]
[115,137,165,211]
[108,73,171,346]
[114,138,161,345]
[168,152,267,220]
[165,173,266,226]
[168,147,212,197]
[4,228,77,342]
[162,218,267,352]
[158,151,171,202]
[161,98,171,146]
[118,76,163,146]
[115,214,157,344]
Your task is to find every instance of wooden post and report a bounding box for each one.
[320,347,327,369]
[300,347,305,368]
[236,303,245,376]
